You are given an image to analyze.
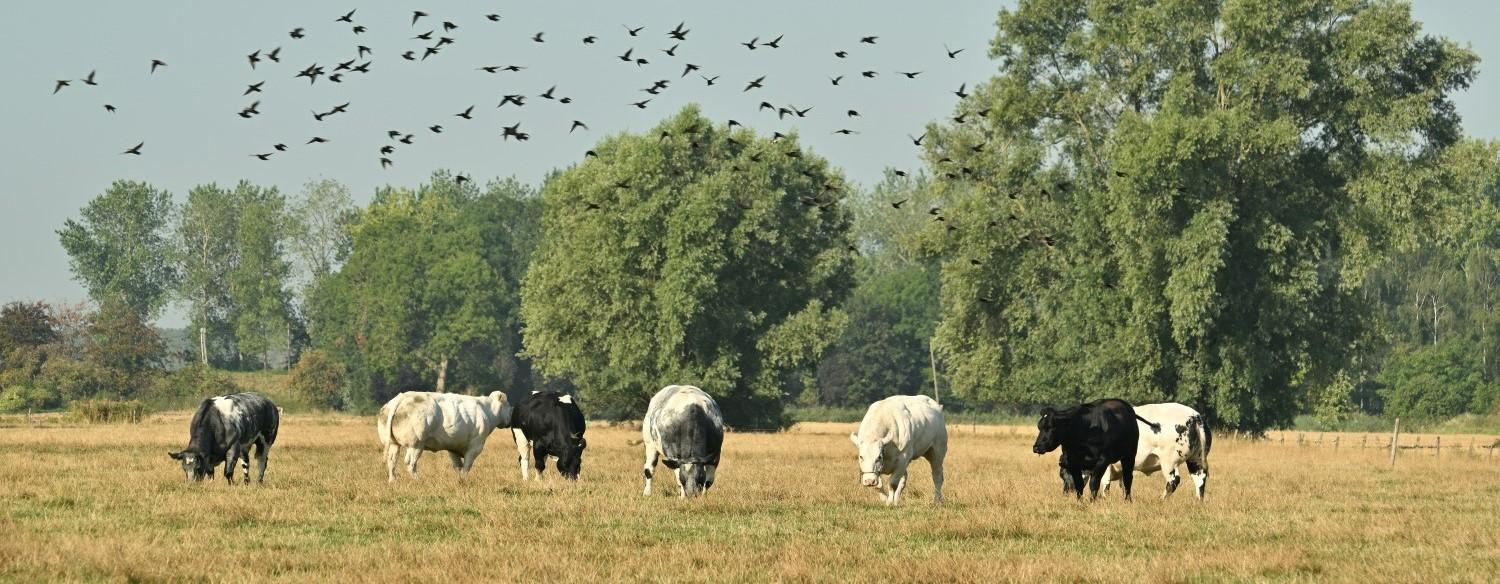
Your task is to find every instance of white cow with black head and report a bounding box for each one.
[641,385,724,498]
[377,391,512,482]
[849,394,947,505]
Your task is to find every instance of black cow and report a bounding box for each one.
[510,391,587,480]
[1033,398,1159,501]
[168,392,280,484]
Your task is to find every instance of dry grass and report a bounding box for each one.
[1,414,1498,583]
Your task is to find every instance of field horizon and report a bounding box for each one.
[2,412,1497,582]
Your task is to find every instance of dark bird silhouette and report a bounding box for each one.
[238,101,261,118]
[456,174,470,184]
[486,14,501,22]
[266,47,281,62]
[898,71,923,79]
[741,37,758,50]
[630,99,651,109]
[861,70,878,78]
[274,143,288,152]
[636,58,649,67]
[583,35,598,44]
[498,94,526,108]
[387,130,403,139]
[830,75,844,86]
[662,44,679,57]
[532,32,545,43]
[847,110,860,118]
[502,123,527,141]
[909,132,926,146]
[290,28,305,39]
[585,150,598,158]
[702,75,718,86]
[413,31,433,40]
[893,169,908,177]
[253,152,273,161]
[247,50,261,69]
[759,101,775,112]
[794,106,813,117]
[335,59,356,72]
[103,104,116,113]
[296,63,325,83]
[422,47,441,60]
[744,75,765,92]
[953,113,968,124]
[442,21,457,32]
[777,106,792,119]
[312,110,329,122]
[357,45,372,59]
[891,199,908,209]
[764,34,783,48]
[479,65,503,73]
[945,44,964,58]
[618,48,634,62]
[352,25,366,34]
[121,142,143,155]
[727,120,742,129]
[52,80,70,94]
[540,86,558,100]
[307,136,329,144]
[861,36,878,44]
[81,70,98,86]
[559,97,574,104]
[379,145,394,154]
[436,37,455,47]
[668,22,690,41]
[954,83,969,99]
[149,59,167,74]
[428,125,442,133]
[570,120,589,133]
[411,11,427,27]
[353,62,371,73]
[682,63,700,78]
[380,157,393,168]
[244,81,264,95]
[834,50,848,58]
[399,134,414,144]
[624,25,645,36]
[337,9,356,23]
[833,129,857,135]
[402,51,417,61]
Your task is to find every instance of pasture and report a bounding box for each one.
[1,414,1497,583]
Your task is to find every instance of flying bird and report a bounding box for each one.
[274,144,288,152]
[744,75,765,91]
[702,75,719,86]
[583,35,598,44]
[741,37,758,50]
[630,99,651,109]
[502,123,529,141]
[682,63,700,77]
[52,80,70,94]
[351,25,366,34]
[238,101,261,118]
[306,136,329,144]
[429,125,443,133]
[618,48,634,62]
[81,70,98,86]
[289,28,305,39]
[861,71,878,78]
[357,45,372,59]
[945,44,965,58]
[898,71,923,79]
[121,142,143,155]
[411,11,427,26]
[149,59,167,74]
[498,94,525,108]
[266,47,281,62]
[380,157,393,169]
[442,21,457,32]
[540,86,558,100]
[253,153,273,161]
[891,199,908,209]
[570,120,589,132]
[847,109,860,117]
[909,132,927,146]
[486,14,501,22]
[103,104,116,113]
[954,83,969,99]
[860,36,878,44]
[337,9,356,23]
[247,50,261,69]
[244,81,264,95]
[532,32,545,43]
[624,25,645,36]
[834,50,848,58]
[764,34,783,48]
[830,75,844,86]
[662,44,679,57]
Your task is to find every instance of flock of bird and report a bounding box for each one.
[51,8,988,171]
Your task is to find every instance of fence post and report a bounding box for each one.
[1280,433,1285,445]
[1469,438,1475,457]
[1435,436,1441,459]
[1334,436,1340,451]
[1389,418,1400,467]
[1318,433,1324,447]
[1362,435,1368,449]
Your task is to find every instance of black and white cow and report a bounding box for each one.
[642,385,725,498]
[1099,402,1212,499]
[511,390,587,481]
[168,392,280,484]
[1033,398,1159,501]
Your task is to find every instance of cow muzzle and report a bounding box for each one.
[860,473,881,488]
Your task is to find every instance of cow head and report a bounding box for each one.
[168,449,211,482]
[671,461,717,498]
[487,391,513,427]
[555,432,587,480]
[1033,407,1067,454]
[849,431,894,487]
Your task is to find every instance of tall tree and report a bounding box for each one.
[57,180,178,319]
[925,0,1479,430]
[227,182,292,368]
[520,107,856,427]
[174,184,238,365]
[288,179,355,284]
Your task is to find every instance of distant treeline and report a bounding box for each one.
[7,1,1500,431]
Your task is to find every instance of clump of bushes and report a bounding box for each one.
[70,399,146,423]
[144,364,242,410]
[288,349,345,410]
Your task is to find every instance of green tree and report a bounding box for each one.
[227,182,293,368]
[925,0,1479,430]
[0,301,57,365]
[174,184,238,366]
[85,296,165,396]
[58,180,178,319]
[520,107,856,427]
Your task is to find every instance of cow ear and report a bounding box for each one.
[848,433,860,446]
[1040,406,1056,417]
[168,450,184,460]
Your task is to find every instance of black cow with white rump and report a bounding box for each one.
[168,392,280,484]
[510,390,587,481]
[1033,398,1159,501]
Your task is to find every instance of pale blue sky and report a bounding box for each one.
[1,1,1495,327]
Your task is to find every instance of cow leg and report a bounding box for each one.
[449,451,466,472]
[926,449,945,505]
[385,444,401,482]
[1187,458,1209,499]
[531,444,548,479]
[240,449,252,484]
[460,442,485,473]
[253,439,270,484]
[224,446,242,484]
[1087,463,1109,501]
[642,448,660,496]
[405,444,423,478]
[888,461,911,506]
[512,428,531,480]
[1099,465,1115,496]
[1160,455,1184,499]
[1118,448,1138,502]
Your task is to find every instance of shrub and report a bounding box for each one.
[288,349,345,410]
[0,385,60,413]
[70,399,146,423]
[146,365,242,410]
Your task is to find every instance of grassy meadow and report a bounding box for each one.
[1,413,1498,583]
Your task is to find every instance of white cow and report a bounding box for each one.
[377,391,513,482]
[642,385,725,498]
[1100,402,1211,499]
[849,394,947,505]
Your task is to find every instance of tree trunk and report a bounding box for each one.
[929,339,940,405]
[199,325,208,366]
[435,355,449,393]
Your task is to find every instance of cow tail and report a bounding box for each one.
[1135,413,1162,434]
[381,395,402,447]
[1192,415,1211,466]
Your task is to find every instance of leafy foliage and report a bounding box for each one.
[57,181,178,319]
[520,107,856,427]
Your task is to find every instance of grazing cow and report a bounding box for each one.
[377,391,512,482]
[1099,402,1212,499]
[1033,398,1160,501]
[168,392,279,484]
[511,391,587,481]
[849,394,947,505]
[642,385,725,498]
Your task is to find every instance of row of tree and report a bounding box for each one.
[18,0,1500,430]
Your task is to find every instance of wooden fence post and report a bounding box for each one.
[1389,418,1400,467]
[1435,436,1441,459]
[1361,435,1368,449]
[1334,436,1340,451]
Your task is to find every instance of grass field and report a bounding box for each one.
[2,414,1498,583]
